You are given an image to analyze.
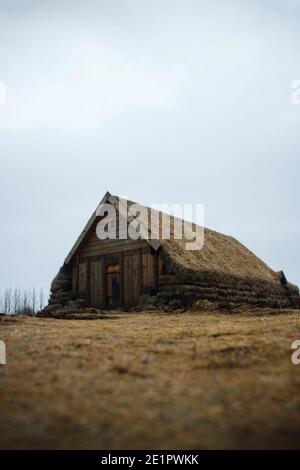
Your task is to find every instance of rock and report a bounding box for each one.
[168,299,182,309]
[64,299,85,310]
[42,303,61,312]
[139,294,158,306]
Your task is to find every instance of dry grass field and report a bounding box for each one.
[1,308,300,449]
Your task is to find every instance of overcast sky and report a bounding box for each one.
[0,0,299,300]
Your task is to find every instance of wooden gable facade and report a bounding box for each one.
[69,213,160,309]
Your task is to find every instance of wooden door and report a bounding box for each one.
[106,262,121,308]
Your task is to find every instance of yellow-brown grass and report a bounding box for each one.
[1,309,300,449]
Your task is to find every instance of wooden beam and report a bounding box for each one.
[64,191,111,265]
[120,252,124,307]
[153,252,159,290]
[86,257,91,306]
[102,255,107,308]
[76,257,79,297]
[138,248,143,297]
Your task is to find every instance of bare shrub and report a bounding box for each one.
[0,287,47,315]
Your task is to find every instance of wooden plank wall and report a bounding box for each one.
[78,262,87,298]
[124,253,139,306]
[90,258,105,307]
[70,215,161,307]
[79,218,150,257]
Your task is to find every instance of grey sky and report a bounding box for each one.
[0,0,299,300]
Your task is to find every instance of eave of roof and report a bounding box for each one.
[64,191,161,265]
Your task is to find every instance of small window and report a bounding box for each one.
[106,264,120,274]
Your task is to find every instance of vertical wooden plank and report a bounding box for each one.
[78,262,87,299]
[128,254,132,306]
[131,255,135,304]
[95,260,99,306]
[76,256,79,296]
[142,253,148,289]
[91,261,95,306]
[147,253,151,288]
[124,254,131,307]
[132,254,139,304]
[90,260,101,307]
[127,255,132,306]
[129,255,132,305]
[107,274,112,304]
[97,260,101,306]
[158,254,163,278]
[86,258,91,306]
[123,256,127,306]
[148,253,153,287]
[153,252,159,290]
[120,252,124,307]
[99,261,102,306]
[71,262,77,297]
[101,255,106,308]
[138,249,143,296]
